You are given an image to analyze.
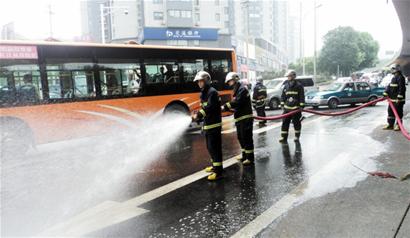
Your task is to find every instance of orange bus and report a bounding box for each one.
[0,41,236,155]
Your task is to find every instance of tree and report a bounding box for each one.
[288,57,314,76]
[318,26,379,76]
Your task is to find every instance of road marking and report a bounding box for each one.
[40,155,241,237]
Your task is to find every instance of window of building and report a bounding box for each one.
[195,13,200,22]
[224,21,229,28]
[224,7,229,14]
[193,40,200,46]
[215,0,219,6]
[195,0,199,5]
[181,10,192,18]
[153,12,164,20]
[215,13,220,21]
[153,0,163,3]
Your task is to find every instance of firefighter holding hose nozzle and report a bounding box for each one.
[192,71,223,181]
[222,72,255,166]
[279,70,305,144]
[383,64,406,131]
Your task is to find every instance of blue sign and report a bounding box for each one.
[143,27,218,41]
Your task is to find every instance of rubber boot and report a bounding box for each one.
[207,172,223,181]
[394,124,400,131]
[382,124,394,130]
[205,166,214,173]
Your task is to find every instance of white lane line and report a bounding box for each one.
[76,110,138,129]
[40,156,241,237]
[230,193,298,238]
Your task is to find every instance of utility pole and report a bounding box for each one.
[313,0,317,82]
[48,4,54,38]
[100,3,105,43]
[299,1,305,75]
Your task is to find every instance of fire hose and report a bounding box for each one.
[254,97,410,141]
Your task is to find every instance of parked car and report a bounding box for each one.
[265,76,317,109]
[305,81,385,109]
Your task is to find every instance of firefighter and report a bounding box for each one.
[253,76,267,126]
[383,64,406,131]
[192,71,223,181]
[279,70,305,144]
[222,72,255,166]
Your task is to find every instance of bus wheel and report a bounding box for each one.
[269,98,280,110]
[0,117,32,158]
[164,103,189,115]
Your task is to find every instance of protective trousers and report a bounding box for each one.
[236,118,254,162]
[205,129,223,174]
[255,106,266,123]
[281,110,302,140]
[387,102,404,126]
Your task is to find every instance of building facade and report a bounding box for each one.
[80,0,301,77]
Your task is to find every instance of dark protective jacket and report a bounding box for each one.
[281,79,305,110]
[196,84,222,132]
[224,82,253,123]
[384,73,406,104]
[252,82,267,108]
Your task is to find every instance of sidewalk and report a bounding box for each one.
[259,103,410,238]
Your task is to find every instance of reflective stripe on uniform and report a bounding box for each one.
[391,99,399,103]
[281,131,288,134]
[200,102,208,107]
[199,109,206,117]
[280,102,285,105]
[388,116,395,119]
[295,130,301,133]
[383,92,388,96]
[203,122,222,130]
[244,149,254,154]
[235,114,253,122]
[213,162,222,166]
[390,84,398,87]
[285,91,299,95]
[398,95,404,98]
[226,102,232,109]
[258,89,267,92]
[284,105,299,110]
[300,103,305,106]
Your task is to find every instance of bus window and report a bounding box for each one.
[98,63,142,96]
[99,70,121,96]
[0,61,42,106]
[73,71,96,98]
[144,61,180,84]
[46,62,94,99]
[210,59,230,86]
[181,59,207,83]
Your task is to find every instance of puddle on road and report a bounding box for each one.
[293,127,386,204]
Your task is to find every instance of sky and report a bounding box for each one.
[0,0,403,59]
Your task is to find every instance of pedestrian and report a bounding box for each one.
[383,64,406,131]
[222,72,255,166]
[192,71,223,181]
[279,70,305,144]
[252,76,268,126]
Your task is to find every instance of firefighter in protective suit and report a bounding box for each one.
[279,70,305,144]
[253,76,267,125]
[192,71,223,181]
[222,72,255,166]
[383,64,406,131]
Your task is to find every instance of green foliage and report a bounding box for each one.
[318,26,379,76]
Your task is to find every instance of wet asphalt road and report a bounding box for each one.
[1,99,409,237]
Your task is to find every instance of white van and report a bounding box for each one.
[265,76,317,109]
